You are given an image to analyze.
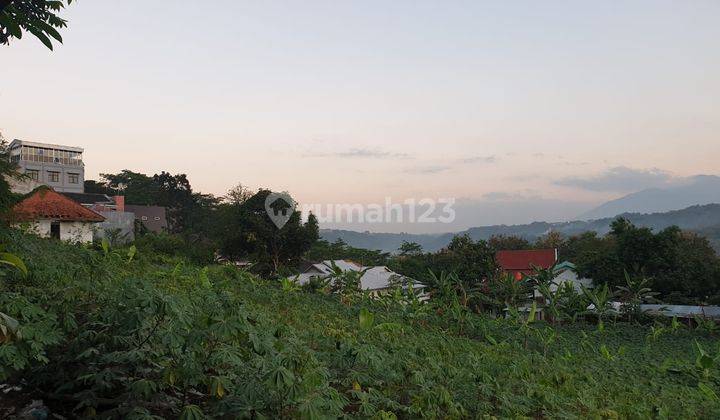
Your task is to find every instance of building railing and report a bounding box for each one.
[18,154,84,166]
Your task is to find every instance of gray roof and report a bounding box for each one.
[125,205,168,233]
[9,139,84,153]
[62,192,114,205]
[298,260,422,291]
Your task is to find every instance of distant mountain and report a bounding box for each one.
[320,203,720,253]
[580,175,720,220]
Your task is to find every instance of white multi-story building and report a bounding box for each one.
[8,139,85,193]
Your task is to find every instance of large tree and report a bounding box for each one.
[99,170,160,205]
[0,0,73,50]
[218,189,319,276]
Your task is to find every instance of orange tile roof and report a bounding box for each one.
[10,186,105,223]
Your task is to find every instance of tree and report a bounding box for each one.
[442,234,496,285]
[306,239,389,267]
[83,179,113,195]
[153,172,195,232]
[218,189,319,276]
[488,235,531,251]
[398,241,423,256]
[0,0,73,50]
[100,170,159,205]
[225,183,253,205]
[535,231,566,251]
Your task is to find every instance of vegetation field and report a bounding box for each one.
[1,231,720,419]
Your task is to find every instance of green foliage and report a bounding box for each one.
[572,219,720,302]
[0,0,73,50]
[581,283,615,324]
[1,230,719,418]
[217,189,318,276]
[615,270,659,321]
[0,136,23,218]
[307,238,389,267]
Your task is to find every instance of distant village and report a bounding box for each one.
[5,138,720,320]
[5,138,590,298]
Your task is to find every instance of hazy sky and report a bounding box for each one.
[2,1,719,232]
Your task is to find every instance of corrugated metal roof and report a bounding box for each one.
[640,304,720,319]
[298,260,421,291]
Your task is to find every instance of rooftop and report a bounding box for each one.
[496,249,558,274]
[9,186,105,223]
[9,139,84,153]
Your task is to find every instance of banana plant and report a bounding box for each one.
[0,244,27,276]
[581,283,614,325]
[0,246,27,343]
[280,277,300,293]
[615,270,659,321]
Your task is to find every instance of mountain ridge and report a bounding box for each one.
[579,175,720,220]
[320,203,720,253]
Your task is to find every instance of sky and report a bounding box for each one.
[2,0,719,232]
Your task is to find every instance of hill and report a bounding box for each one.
[580,175,720,220]
[321,203,720,253]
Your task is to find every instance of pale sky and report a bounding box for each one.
[2,1,719,232]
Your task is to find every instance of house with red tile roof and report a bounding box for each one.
[8,186,105,243]
[495,249,558,280]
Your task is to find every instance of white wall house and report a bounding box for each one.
[551,261,593,292]
[9,186,105,243]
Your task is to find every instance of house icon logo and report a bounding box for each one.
[264,192,296,229]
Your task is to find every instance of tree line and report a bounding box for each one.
[312,221,720,305]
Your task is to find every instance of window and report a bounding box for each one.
[48,171,60,182]
[68,173,79,184]
[26,169,39,181]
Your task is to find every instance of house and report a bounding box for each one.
[297,260,423,293]
[495,249,558,280]
[60,193,136,244]
[550,261,593,292]
[8,139,85,194]
[125,205,168,233]
[8,186,104,243]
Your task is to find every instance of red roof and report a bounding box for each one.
[496,249,557,275]
[10,186,105,223]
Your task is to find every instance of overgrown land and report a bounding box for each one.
[1,231,719,419]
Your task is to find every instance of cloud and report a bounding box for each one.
[304,147,411,159]
[403,165,452,174]
[459,155,496,164]
[555,166,673,192]
[481,190,543,201]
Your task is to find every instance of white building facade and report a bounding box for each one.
[8,139,85,194]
